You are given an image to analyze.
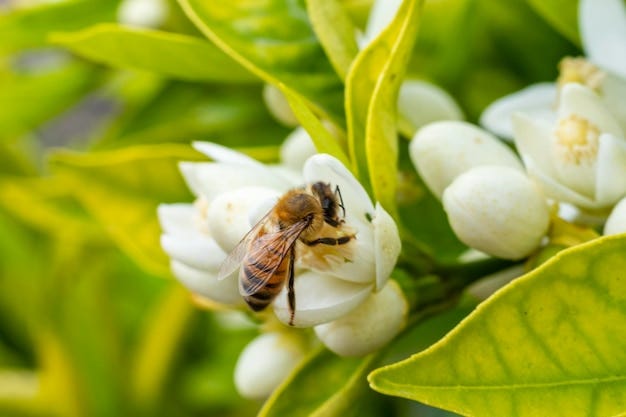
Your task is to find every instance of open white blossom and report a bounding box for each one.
[513,83,626,211]
[480,0,626,140]
[117,0,168,28]
[158,140,404,360]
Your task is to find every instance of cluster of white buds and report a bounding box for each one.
[158,131,404,398]
[410,121,551,260]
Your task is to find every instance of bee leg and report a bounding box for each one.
[288,246,296,326]
[301,235,353,246]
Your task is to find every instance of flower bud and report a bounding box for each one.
[117,0,168,28]
[313,281,407,357]
[604,196,626,235]
[280,127,317,171]
[442,166,550,260]
[234,332,306,399]
[263,84,299,127]
[410,121,524,199]
[398,80,463,135]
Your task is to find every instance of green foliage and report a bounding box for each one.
[0,0,619,416]
[52,24,257,82]
[370,235,626,417]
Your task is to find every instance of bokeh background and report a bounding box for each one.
[0,0,580,416]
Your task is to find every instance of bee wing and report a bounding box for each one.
[238,219,308,296]
[216,210,274,281]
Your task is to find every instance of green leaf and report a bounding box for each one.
[51,24,257,83]
[370,234,626,417]
[177,0,345,123]
[281,87,351,167]
[0,0,117,55]
[259,348,381,417]
[306,0,359,80]
[345,0,423,213]
[49,144,205,276]
[98,81,288,149]
[527,0,581,47]
[0,60,97,139]
[130,284,195,411]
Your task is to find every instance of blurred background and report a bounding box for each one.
[0,0,578,416]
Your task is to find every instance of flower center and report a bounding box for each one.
[557,57,605,92]
[296,223,356,271]
[554,115,600,165]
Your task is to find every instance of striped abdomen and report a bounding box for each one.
[240,248,291,311]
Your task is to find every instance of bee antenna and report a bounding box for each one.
[334,185,346,218]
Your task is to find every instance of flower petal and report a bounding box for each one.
[410,121,524,199]
[314,280,407,356]
[280,127,318,171]
[559,83,624,137]
[525,158,600,209]
[398,80,463,135]
[303,154,375,222]
[192,141,262,166]
[117,0,168,28]
[600,73,626,134]
[207,186,281,253]
[179,162,289,204]
[161,234,225,272]
[359,0,403,47]
[273,271,373,327]
[234,332,305,399]
[170,260,241,305]
[480,82,557,141]
[512,113,559,178]
[157,203,195,236]
[373,202,401,291]
[579,0,626,79]
[604,196,626,235]
[595,133,626,206]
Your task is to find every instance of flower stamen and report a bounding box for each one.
[557,57,605,92]
[554,115,600,166]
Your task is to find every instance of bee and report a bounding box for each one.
[217,182,354,325]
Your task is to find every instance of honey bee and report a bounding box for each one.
[217,182,354,325]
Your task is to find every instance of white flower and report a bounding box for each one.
[158,141,403,355]
[513,83,626,210]
[234,332,306,399]
[604,196,626,235]
[117,0,168,28]
[409,121,524,199]
[480,0,626,140]
[358,0,463,134]
[442,166,551,260]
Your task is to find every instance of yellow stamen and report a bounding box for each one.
[557,57,605,92]
[554,115,600,165]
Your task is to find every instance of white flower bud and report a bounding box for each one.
[398,80,463,135]
[604,196,626,235]
[234,332,306,399]
[117,0,168,28]
[442,166,550,260]
[263,84,299,127]
[410,121,524,199]
[314,281,407,357]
